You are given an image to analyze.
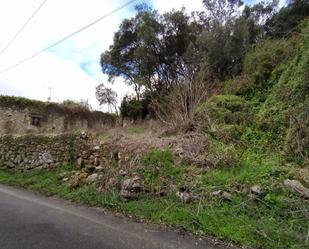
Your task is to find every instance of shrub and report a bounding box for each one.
[120,96,150,120]
[239,39,294,99]
[257,22,309,134]
[196,95,253,142]
[284,103,309,164]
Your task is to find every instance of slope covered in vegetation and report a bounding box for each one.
[1,1,308,249]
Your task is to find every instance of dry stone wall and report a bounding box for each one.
[0,134,92,170]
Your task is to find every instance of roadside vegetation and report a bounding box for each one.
[1,1,309,249]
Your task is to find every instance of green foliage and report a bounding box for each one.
[204,138,243,168]
[241,39,294,99]
[141,150,185,193]
[284,101,309,163]
[258,21,309,140]
[266,1,309,37]
[196,95,253,143]
[101,6,201,94]
[120,96,150,120]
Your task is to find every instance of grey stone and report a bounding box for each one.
[93,146,100,151]
[211,190,222,197]
[121,176,143,199]
[77,157,84,168]
[222,192,232,201]
[176,191,192,204]
[86,173,99,184]
[251,185,263,196]
[119,169,128,177]
[94,157,100,166]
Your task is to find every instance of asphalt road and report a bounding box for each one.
[0,184,228,249]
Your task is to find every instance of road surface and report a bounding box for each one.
[0,184,227,249]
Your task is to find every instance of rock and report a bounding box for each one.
[78,172,88,180]
[80,131,88,139]
[62,177,69,182]
[95,166,104,172]
[81,151,88,159]
[251,185,263,196]
[69,177,80,189]
[86,173,99,184]
[58,172,70,180]
[176,191,192,204]
[6,162,15,169]
[222,192,232,201]
[119,169,128,177]
[121,176,143,199]
[176,187,194,204]
[77,157,84,168]
[211,190,222,197]
[284,179,309,199]
[93,146,100,151]
[94,157,100,166]
[89,155,95,163]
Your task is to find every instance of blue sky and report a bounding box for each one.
[0,0,285,110]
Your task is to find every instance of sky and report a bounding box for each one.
[0,0,285,111]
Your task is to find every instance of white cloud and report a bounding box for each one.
[0,0,135,110]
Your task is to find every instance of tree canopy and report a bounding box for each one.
[99,0,309,118]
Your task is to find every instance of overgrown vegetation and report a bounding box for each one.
[1,1,309,249]
[100,0,309,125]
[0,95,116,125]
[0,149,308,249]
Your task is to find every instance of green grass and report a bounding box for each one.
[0,157,308,249]
[127,127,146,134]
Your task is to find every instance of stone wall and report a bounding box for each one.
[0,134,92,170]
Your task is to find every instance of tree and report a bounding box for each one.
[95,84,118,113]
[266,0,309,37]
[100,5,202,96]
[197,0,279,80]
[202,0,244,23]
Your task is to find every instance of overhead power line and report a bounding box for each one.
[0,0,48,56]
[0,0,137,75]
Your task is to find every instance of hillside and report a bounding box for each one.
[0,22,308,248]
[0,3,308,249]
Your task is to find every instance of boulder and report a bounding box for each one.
[81,151,88,159]
[78,172,89,181]
[119,169,128,177]
[251,185,263,196]
[176,187,195,204]
[176,191,192,204]
[95,166,104,172]
[77,157,84,168]
[86,173,99,184]
[284,179,309,199]
[80,131,88,139]
[211,190,222,197]
[222,192,232,201]
[69,177,80,189]
[121,176,143,199]
[94,157,100,166]
[93,146,100,151]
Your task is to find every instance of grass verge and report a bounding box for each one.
[0,157,308,249]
